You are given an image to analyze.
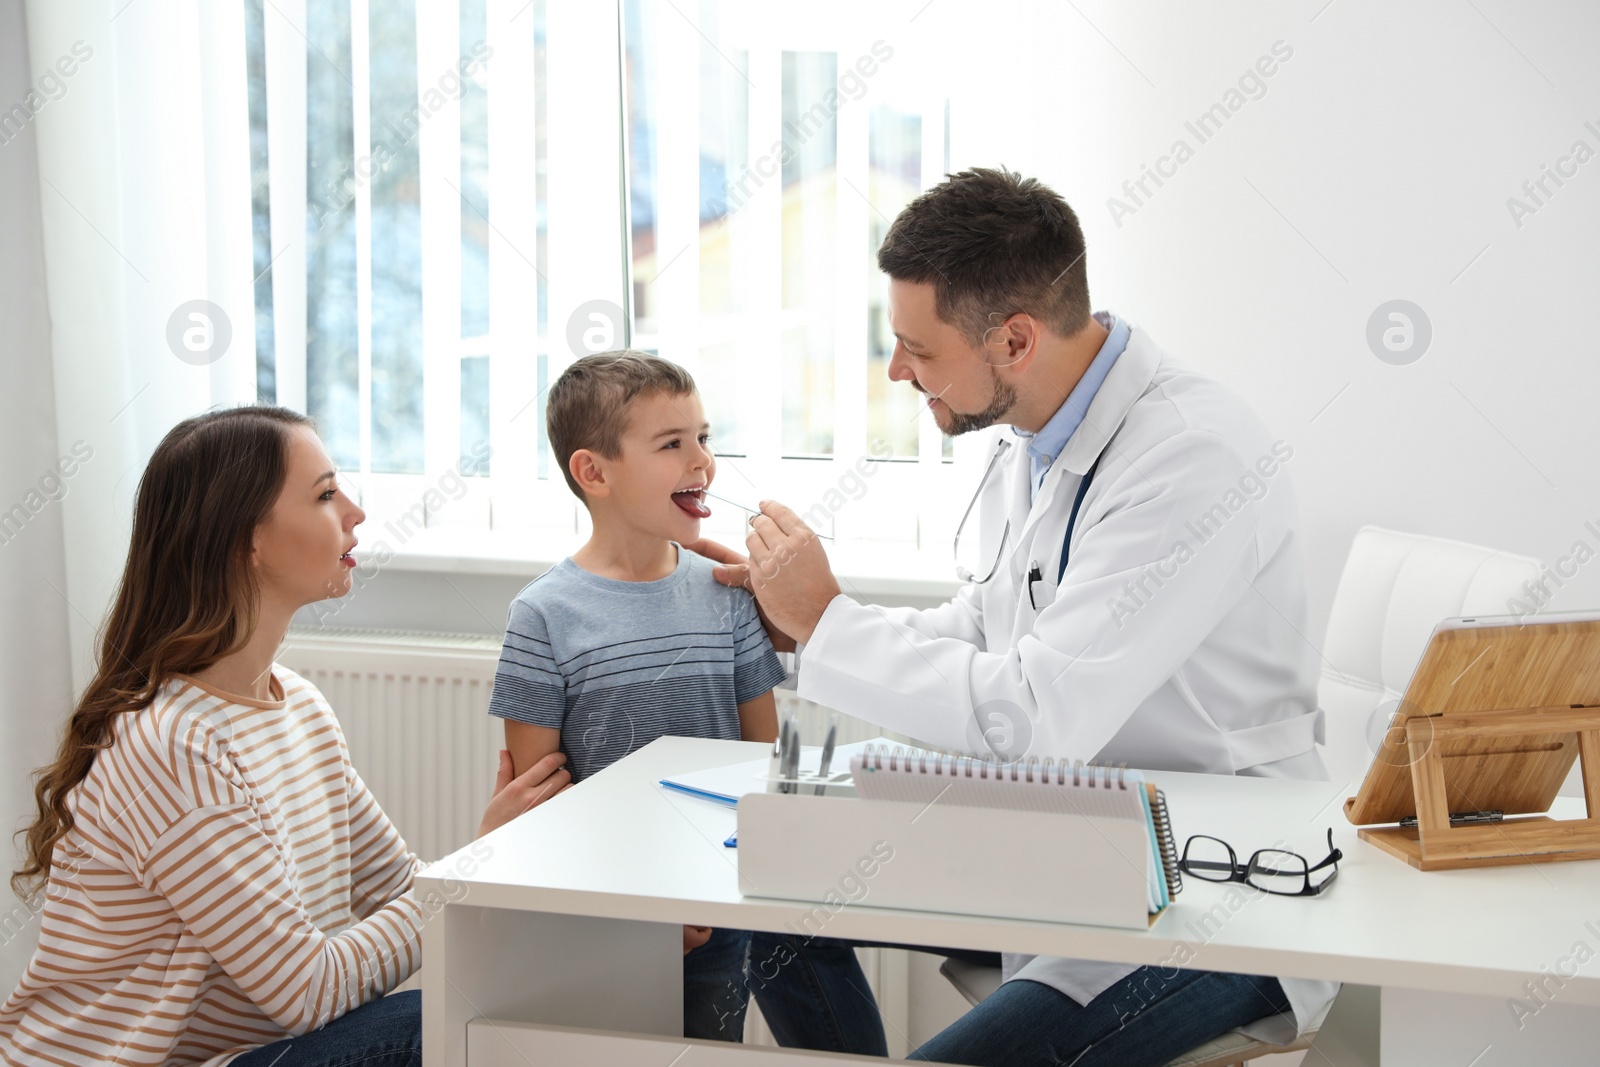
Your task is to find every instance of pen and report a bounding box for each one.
[779,717,800,793]
[768,727,784,794]
[814,715,838,796]
[775,717,791,794]
[701,489,835,540]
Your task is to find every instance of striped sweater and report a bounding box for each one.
[0,666,425,1066]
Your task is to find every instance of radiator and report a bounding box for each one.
[281,627,505,863]
[276,631,892,864]
[278,628,917,1052]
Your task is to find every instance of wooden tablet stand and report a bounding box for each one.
[1344,613,1600,871]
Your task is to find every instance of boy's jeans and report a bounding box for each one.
[683,929,887,1053]
[684,926,754,1040]
[746,933,888,1054]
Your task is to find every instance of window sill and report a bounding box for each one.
[376,526,966,602]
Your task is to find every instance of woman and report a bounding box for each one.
[1,407,571,1067]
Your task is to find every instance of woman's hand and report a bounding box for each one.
[477,749,571,837]
[686,537,799,654]
[683,925,713,955]
[686,536,752,589]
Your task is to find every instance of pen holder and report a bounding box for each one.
[764,769,859,798]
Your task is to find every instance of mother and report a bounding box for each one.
[1,406,570,1066]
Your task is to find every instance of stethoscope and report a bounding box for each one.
[952,439,1014,583]
[953,436,1103,599]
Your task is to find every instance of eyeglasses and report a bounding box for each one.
[953,439,1012,583]
[1177,828,1342,897]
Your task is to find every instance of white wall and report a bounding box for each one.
[0,0,74,995]
[315,1,1600,649]
[993,0,1600,645]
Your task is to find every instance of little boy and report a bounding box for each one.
[485,350,782,1040]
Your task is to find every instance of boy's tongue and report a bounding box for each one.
[673,492,711,518]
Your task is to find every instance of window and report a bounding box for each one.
[245,0,969,577]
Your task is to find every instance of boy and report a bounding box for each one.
[485,350,782,1040]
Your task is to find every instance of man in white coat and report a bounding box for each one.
[695,168,1337,1066]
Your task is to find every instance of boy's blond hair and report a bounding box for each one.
[547,350,698,503]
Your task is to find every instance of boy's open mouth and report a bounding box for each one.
[672,487,711,519]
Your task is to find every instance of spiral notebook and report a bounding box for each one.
[850,745,1182,911]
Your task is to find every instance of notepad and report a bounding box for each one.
[849,745,1181,912]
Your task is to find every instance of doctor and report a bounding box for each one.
[695,168,1336,1066]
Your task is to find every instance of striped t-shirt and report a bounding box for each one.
[0,667,424,1067]
[487,545,787,781]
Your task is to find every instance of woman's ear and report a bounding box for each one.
[570,449,609,500]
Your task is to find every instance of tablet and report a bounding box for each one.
[1344,610,1600,827]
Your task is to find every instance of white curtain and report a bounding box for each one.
[23,0,257,689]
[1,0,255,988]
[0,0,70,995]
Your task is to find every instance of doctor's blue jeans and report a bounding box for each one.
[732,934,1292,1066]
[909,967,1292,1067]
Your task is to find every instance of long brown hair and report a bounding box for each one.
[11,405,314,899]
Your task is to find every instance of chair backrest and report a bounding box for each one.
[1318,525,1543,790]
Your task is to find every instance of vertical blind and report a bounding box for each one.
[244,0,973,571]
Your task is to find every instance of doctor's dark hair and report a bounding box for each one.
[13,405,314,901]
[548,350,698,504]
[877,167,1092,345]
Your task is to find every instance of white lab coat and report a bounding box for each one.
[797,320,1337,1042]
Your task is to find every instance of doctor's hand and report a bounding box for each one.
[743,501,842,646]
[686,536,798,653]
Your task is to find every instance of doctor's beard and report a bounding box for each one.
[933,369,1018,436]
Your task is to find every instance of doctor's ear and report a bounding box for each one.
[979,313,1038,371]
[569,449,611,499]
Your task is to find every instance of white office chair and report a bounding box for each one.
[935,526,1544,1065]
[1317,525,1543,791]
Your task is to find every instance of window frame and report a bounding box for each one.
[246,0,984,588]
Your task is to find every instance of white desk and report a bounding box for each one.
[418,737,1600,1066]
